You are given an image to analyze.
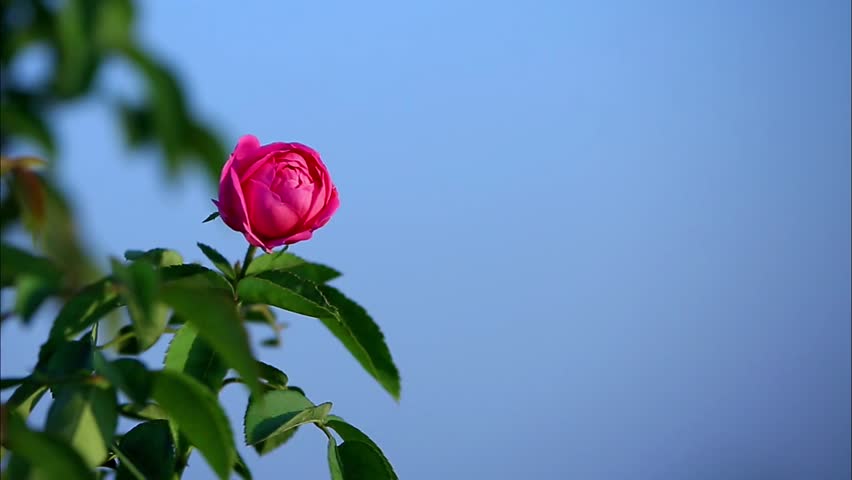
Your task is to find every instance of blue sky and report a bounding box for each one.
[2,0,850,478]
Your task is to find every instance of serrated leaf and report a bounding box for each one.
[116,420,175,480]
[246,251,340,283]
[164,323,228,392]
[317,286,401,399]
[94,353,151,405]
[236,271,337,319]
[244,389,331,455]
[257,361,288,389]
[197,242,235,279]
[326,416,396,476]
[337,441,399,480]
[112,259,168,351]
[44,384,118,468]
[4,410,95,480]
[161,280,260,395]
[202,211,220,223]
[151,370,235,480]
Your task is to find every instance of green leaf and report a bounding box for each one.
[245,251,341,283]
[160,264,233,293]
[93,0,134,49]
[197,242,235,279]
[53,0,100,97]
[0,100,56,157]
[317,286,401,399]
[6,383,47,419]
[39,338,94,378]
[327,438,344,480]
[109,324,142,354]
[164,323,228,392]
[44,383,118,468]
[14,273,59,322]
[202,211,220,223]
[124,248,183,267]
[48,278,121,341]
[234,451,253,480]
[161,279,260,395]
[115,420,175,480]
[0,243,61,288]
[244,389,331,455]
[4,410,96,480]
[118,402,169,421]
[337,441,399,480]
[0,377,28,390]
[94,353,151,405]
[112,259,168,351]
[151,370,235,480]
[326,416,396,476]
[257,361,288,390]
[117,102,156,147]
[236,271,338,319]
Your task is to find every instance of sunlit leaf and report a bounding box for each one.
[161,278,259,395]
[164,323,228,392]
[151,370,235,480]
[4,410,95,480]
[246,251,340,283]
[44,383,118,468]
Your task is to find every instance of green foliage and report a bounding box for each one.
[164,324,228,392]
[3,409,96,480]
[336,441,399,480]
[197,242,236,279]
[151,370,235,480]
[244,389,331,455]
[246,250,341,283]
[115,420,176,480]
[2,242,401,478]
[1,0,401,475]
[317,285,402,399]
[44,383,118,468]
[326,416,397,476]
[162,276,261,395]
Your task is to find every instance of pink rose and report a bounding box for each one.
[214,135,340,252]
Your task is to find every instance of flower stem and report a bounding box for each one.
[239,245,258,279]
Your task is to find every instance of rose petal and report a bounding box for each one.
[244,179,302,239]
[217,168,250,232]
[309,188,340,229]
[221,135,260,182]
[263,230,314,250]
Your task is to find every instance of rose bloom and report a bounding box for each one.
[214,135,339,252]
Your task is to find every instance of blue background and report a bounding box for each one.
[2,0,850,478]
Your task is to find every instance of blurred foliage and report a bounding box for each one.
[0,0,228,292]
[0,0,227,180]
[0,3,402,479]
